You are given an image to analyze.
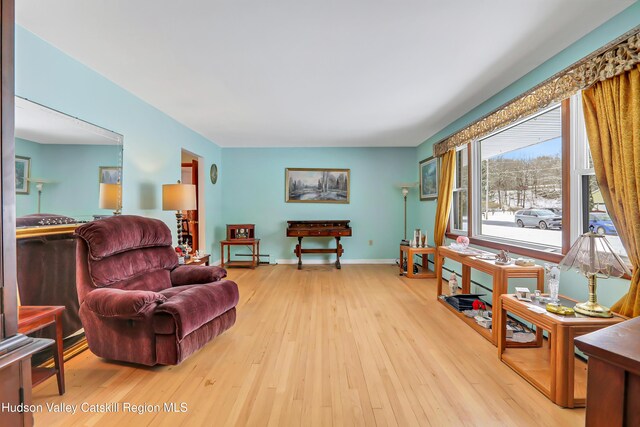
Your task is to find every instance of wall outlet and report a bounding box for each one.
[368,240,373,246]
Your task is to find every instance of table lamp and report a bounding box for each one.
[99,182,122,215]
[162,181,196,245]
[559,226,631,317]
[397,182,417,240]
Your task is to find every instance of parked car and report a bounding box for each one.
[589,212,617,235]
[547,208,562,215]
[514,209,562,230]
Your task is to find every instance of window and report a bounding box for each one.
[447,94,629,262]
[475,105,563,252]
[450,146,468,233]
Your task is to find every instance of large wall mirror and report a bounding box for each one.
[14,97,124,363]
[15,96,123,227]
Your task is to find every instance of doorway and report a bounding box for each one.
[181,149,205,252]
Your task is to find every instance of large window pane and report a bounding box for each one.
[477,106,562,250]
[451,147,468,233]
[582,175,627,259]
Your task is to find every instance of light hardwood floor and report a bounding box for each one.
[33,265,585,426]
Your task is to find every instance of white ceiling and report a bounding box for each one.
[15,97,123,145]
[16,1,634,148]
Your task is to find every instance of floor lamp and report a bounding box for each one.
[397,182,417,240]
[162,181,197,246]
[28,178,50,214]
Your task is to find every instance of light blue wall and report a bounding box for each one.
[222,148,419,262]
[415,4,640,307]
[16,27,224,258]
[15,137,121,219]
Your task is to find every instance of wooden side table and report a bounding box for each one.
[498,294,624,408]
[220,239,260,268]
[185,254,210,266]
[18,306,66,395]
[399,245,436,278]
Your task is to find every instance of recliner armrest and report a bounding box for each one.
[83,288,167,319]
[170,265,227,286]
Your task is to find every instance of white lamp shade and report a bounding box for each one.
[99,183,122,210]
[162,183,197,211]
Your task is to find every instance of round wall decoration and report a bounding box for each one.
[210,163,218,184]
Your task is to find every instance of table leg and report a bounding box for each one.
[54,312,65,395]
[335,237,341,269]
[498,298,507,358]
[399,247,404,276]
[297,237,303,270]
[251,242,256,269]
[257,241,260,267]
[491,271,504,345]
[220,242,225,267]
[407,250,414,278]
[227,245,231,266]
[435,252,442,295]
[461,265,471,294]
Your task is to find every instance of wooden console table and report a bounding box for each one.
[498,294,624,408]
[286,220,352,270]
[399,245,436,278]
[435,246,544,345]
[575,316,638,425]
[18,305,66,395]
[220,239,260,268]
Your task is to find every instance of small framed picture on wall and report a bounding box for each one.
[419,156,438,200]
[99,166,122,184]
[15,156,31,194]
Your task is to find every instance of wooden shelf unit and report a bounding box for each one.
[498,293,623,408]
[435,246,544,345]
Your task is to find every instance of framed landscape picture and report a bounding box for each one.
[285,168,350,203]
[419,156,438,200]
[99,166,121,184]
[15,156,31,194]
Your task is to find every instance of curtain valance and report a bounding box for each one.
[433,27,640,157]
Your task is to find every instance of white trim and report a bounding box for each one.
[212,258,222,266]
[276,258,395,265]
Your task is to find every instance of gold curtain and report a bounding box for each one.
[434,150,456,247]
[582,64,640,317]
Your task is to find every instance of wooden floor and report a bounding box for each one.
[33,265,585,426]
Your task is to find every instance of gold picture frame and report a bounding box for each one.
[15,155,31,194]
[285,168,350,204]
[419,156,439,201]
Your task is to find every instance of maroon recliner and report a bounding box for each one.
[75,215,239,366]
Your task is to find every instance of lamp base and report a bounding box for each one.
[574,301,613,318]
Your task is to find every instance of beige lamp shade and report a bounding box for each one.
[99,183,122,210]
[162,183,197,211]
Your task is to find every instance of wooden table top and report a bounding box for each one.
[575,316,640,376]
[501,294,625,326]
[438,246,543,274]
[18,305,65,334]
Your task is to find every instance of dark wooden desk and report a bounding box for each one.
[575,316,637,426]
[286,220,352,269]
[220,239,260,268]
[18,306,65,395]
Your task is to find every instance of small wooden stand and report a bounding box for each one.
[399,245,436,278]
[18,306,66,395]
[220,239,260,268]
[185,253,210,266]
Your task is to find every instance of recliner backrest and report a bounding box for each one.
[75,215,178,295]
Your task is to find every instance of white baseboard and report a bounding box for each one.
[276,258,395,265]
[212,259,222,266]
